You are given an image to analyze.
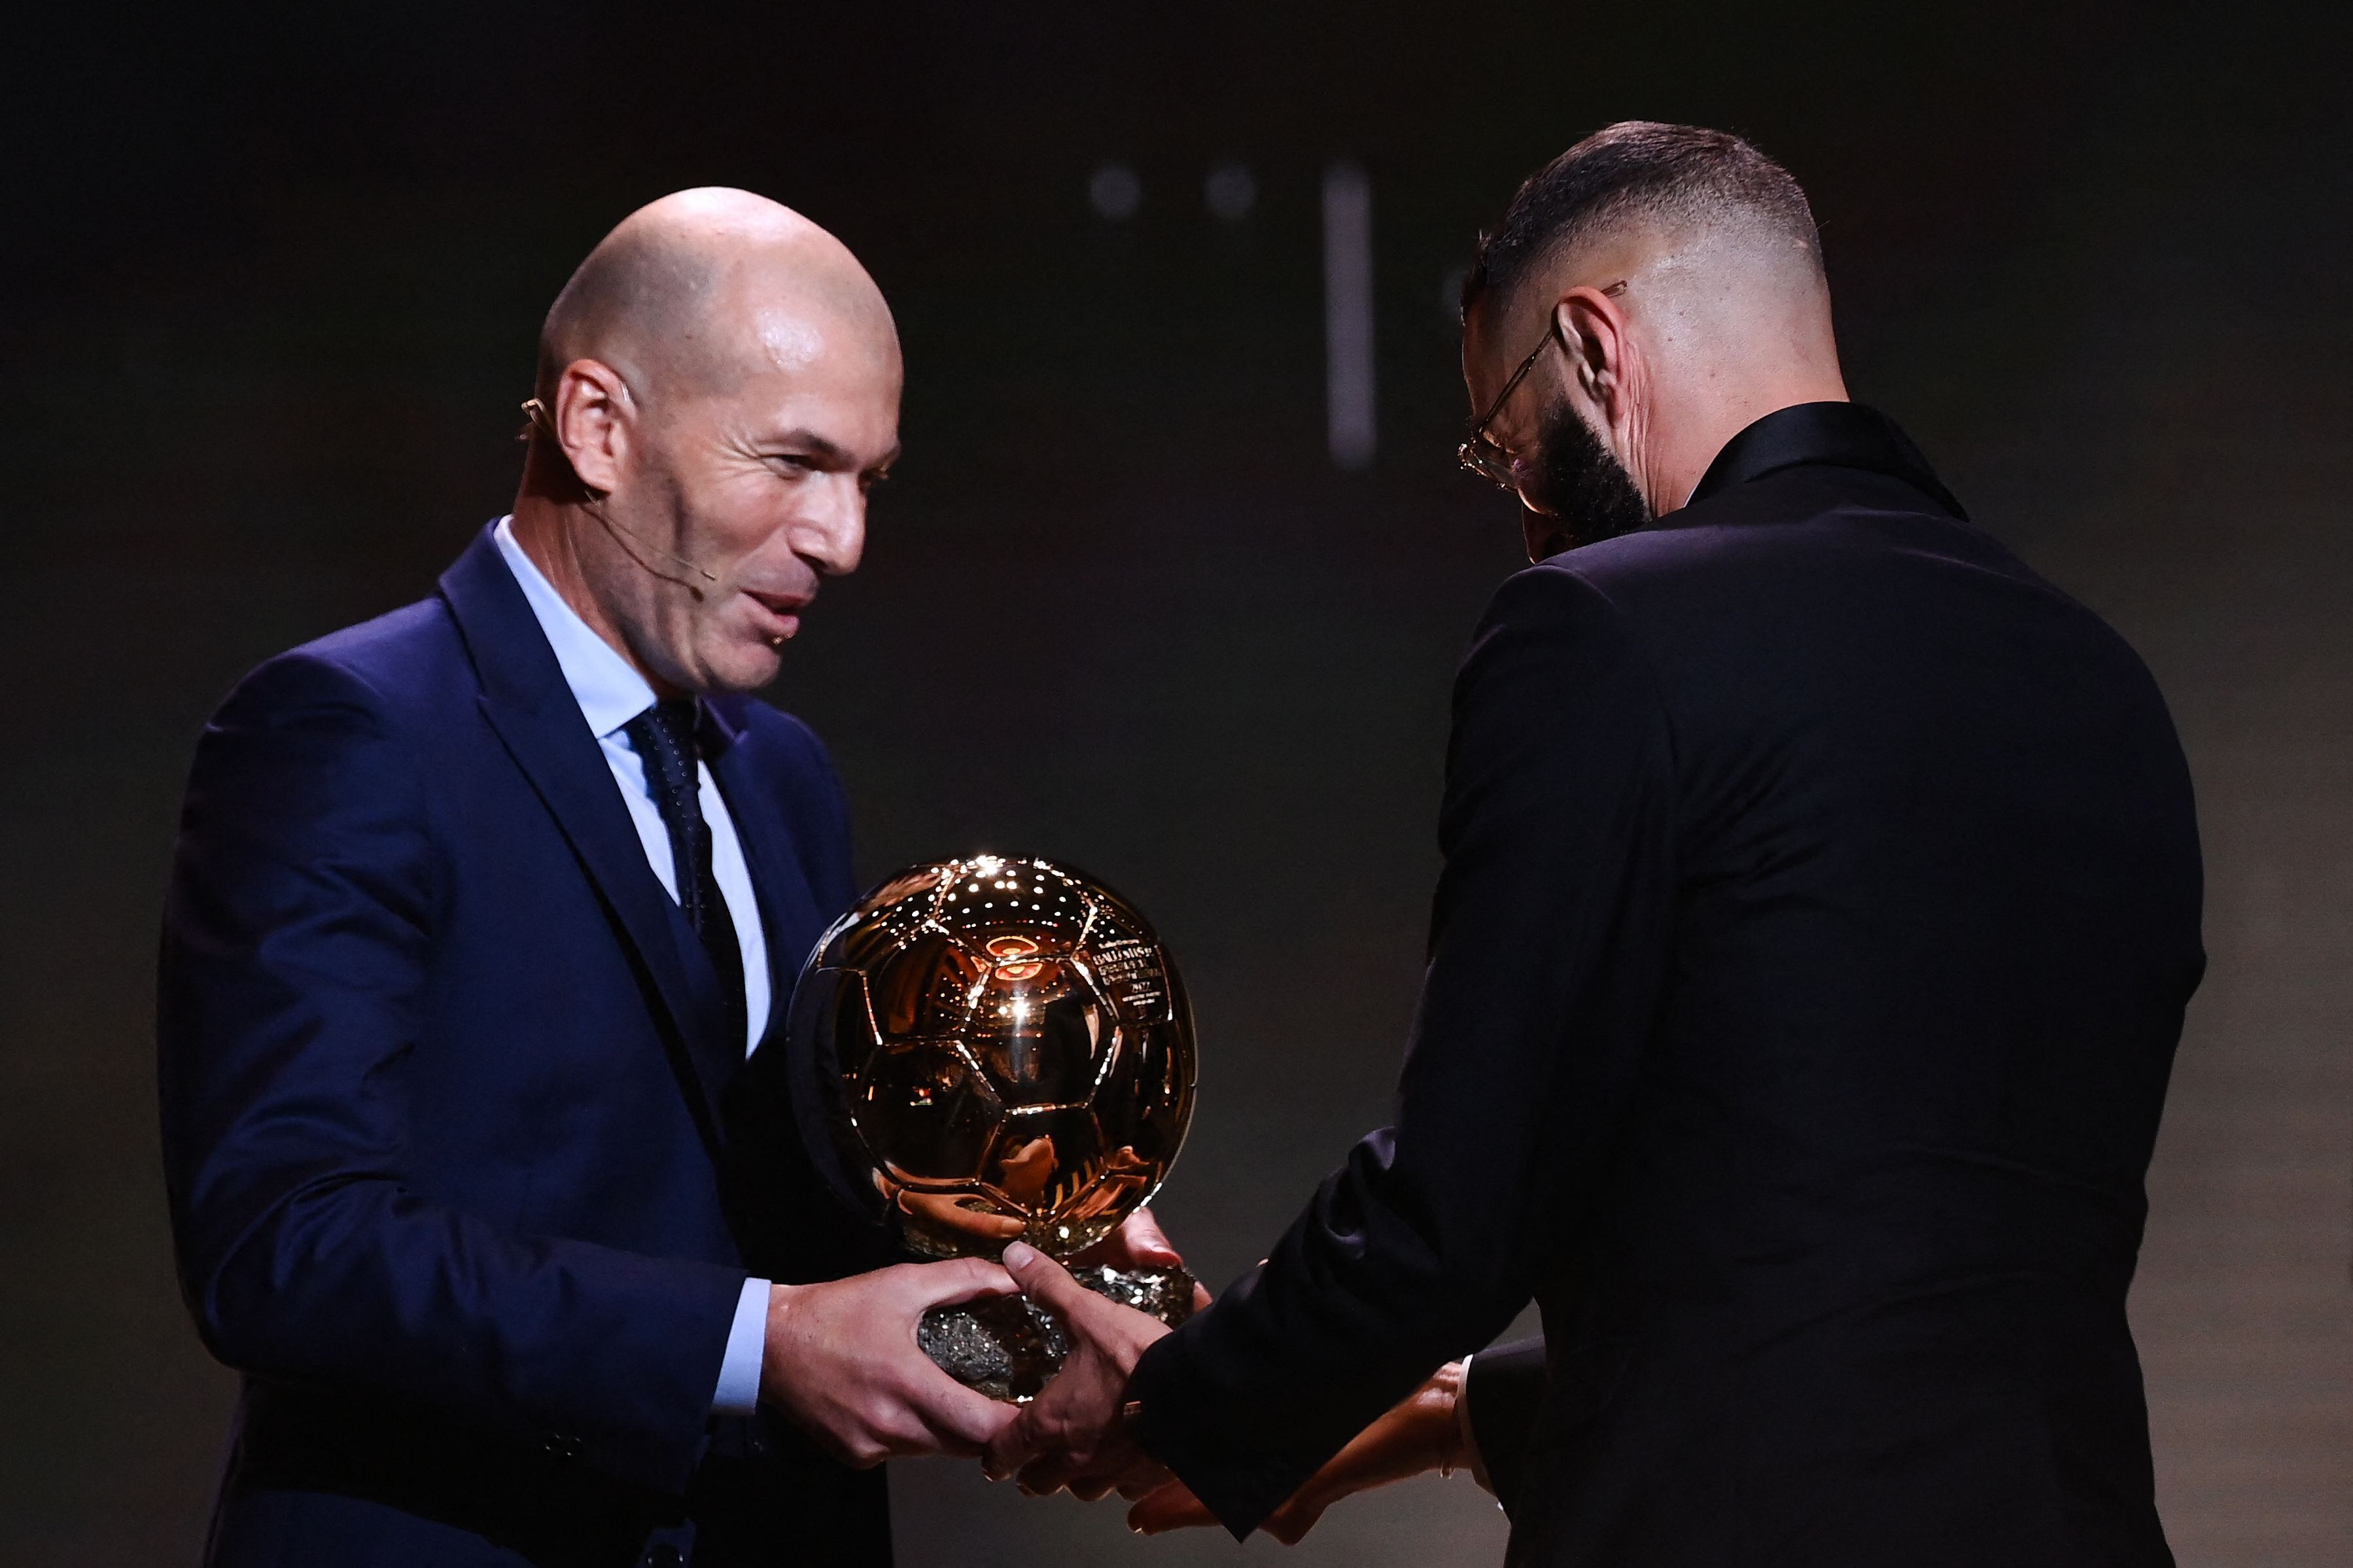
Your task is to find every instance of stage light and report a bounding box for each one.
[1205,163,1256,222]
[1323,162,1376,471]
[1089,163,1143,222]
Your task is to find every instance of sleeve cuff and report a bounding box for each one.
[1455,1351,1496,1495]
[711,1277,771,1416]
[1127,1327,1318,1540]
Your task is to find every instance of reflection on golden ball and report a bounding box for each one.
[788,855,1196,1261]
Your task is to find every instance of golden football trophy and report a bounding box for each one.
[786,854,1198,1399]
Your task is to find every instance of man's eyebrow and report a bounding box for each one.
[761,430,899,472]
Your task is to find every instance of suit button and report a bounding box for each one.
[648,1547,685,1568]
[543,1432,585,1463]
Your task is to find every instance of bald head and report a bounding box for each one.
[536,187,897,409]
[511,188,904,699]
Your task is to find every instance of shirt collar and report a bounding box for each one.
[492,515,657,739]
[1684,402,1968,520]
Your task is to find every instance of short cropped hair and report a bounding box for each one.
[1461,122,1821,318]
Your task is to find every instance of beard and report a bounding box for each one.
[1521,394,1652,557]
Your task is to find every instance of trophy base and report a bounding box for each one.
[918,1264,1197,1402]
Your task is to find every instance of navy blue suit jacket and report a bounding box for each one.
[159,525,889,1567]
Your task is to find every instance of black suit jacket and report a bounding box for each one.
[1128,405,2203,1567]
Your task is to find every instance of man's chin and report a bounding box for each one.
[680,640,786,697]
[720,644,787,695]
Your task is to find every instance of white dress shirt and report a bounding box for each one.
[494,517,773,1416]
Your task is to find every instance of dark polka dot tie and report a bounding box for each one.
[623,699,747,1056]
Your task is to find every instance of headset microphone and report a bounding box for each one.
[519,398,722,594]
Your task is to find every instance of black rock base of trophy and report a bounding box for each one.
[918,1264,1198,1403]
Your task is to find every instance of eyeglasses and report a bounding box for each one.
[1455,279,1626,493]
[1456,328,1558,491]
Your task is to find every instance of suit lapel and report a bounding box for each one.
[438,525,736,1146]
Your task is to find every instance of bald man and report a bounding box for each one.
[158,188,1178,1567]
[985,125,2203,1567]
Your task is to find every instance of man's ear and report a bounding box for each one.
[1555,288,1629,421]
[550,358,635,496]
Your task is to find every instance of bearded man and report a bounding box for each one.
[986,123,2205,1568]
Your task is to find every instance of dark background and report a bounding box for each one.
[3,4,2346,1563]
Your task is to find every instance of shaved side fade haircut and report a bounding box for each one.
[1461,122,1822,319]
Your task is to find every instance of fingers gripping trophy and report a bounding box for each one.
[786,855,1199,1401]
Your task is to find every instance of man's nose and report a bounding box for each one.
[796,474,867,577]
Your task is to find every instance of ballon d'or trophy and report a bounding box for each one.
[786,855,1198,1401]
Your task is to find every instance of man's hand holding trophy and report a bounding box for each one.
[769,851,1459,1535]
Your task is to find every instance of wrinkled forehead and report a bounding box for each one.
[741,298,901,383]
[726,247,896,357]
[672,294,901,456]
[655,269,899,416]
